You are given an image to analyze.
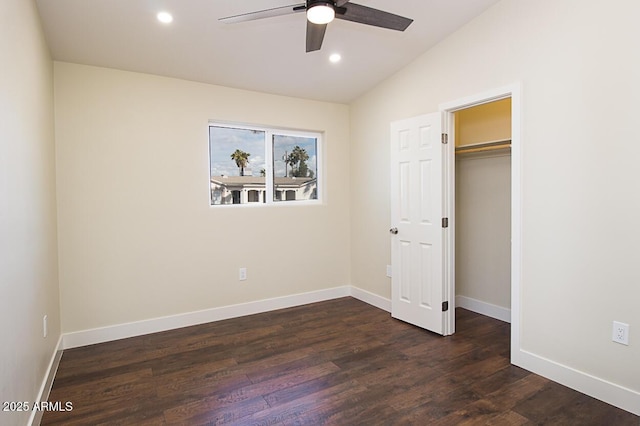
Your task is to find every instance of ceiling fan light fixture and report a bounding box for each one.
[307,2,335,25]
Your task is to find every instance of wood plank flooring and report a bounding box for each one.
[42,297,638,425]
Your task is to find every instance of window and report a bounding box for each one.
[209,123,320,206]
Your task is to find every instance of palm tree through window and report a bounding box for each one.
[209,124,320,206]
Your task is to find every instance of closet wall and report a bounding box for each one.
[454,98,511,318]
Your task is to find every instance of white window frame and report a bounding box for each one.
[209,122,323,207]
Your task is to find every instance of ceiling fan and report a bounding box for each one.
[219,0,413,53]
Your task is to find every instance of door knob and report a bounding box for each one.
[389,227,398,235]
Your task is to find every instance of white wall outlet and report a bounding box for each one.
[43,315,48,338]
[612,321,629,345]
[386,265,392,278]
[239,267,247,281]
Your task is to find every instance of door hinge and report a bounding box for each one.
[442,217,449,228]
[442,301,449,312]
[441,133,448,144]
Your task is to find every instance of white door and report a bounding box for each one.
[390,113,446,334]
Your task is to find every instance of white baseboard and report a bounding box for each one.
[350,286,391,312]
[458,295,639,415]
[29,335,64,426]
[514,349,640,416]
[62,286,350,349]
[455,295,511,323]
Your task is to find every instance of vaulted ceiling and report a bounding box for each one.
[36,0,500,103]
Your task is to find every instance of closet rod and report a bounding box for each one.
[455,139,511,155]
[455,143,511,155]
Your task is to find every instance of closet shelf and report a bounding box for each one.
[455,139,511,155]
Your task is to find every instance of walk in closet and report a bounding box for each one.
[454,98,512,323]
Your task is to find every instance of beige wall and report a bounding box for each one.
[54,63,351,333]
[0,0,60,425]
[350,0,639,394]
[455,153,511,309]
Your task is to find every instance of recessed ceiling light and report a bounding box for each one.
[157,11,173,24]
[329,53,341,63]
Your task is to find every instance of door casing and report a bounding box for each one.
[439,83,522,363]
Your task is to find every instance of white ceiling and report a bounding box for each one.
[35,0,500,104]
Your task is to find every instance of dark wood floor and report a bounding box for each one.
[42,297,638,425]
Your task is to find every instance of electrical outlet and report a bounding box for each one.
[43,315,48,338]
[612,321,629,345]
[239,267,247,281]
[386,265,392,278]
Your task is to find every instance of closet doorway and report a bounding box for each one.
[440,84,522,362]
[454,98,512,324]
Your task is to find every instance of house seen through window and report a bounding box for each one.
[209,124,320,205]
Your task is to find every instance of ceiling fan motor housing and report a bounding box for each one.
[306,0,336,25]
[307,0,336,8]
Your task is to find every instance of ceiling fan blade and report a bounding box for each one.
[335,3,413,31]
[335,0,351,6]
[220,3,305,24]
[306,21,327,52]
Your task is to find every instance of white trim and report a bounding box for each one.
[455,295,511,323]
[350,286,391,312]
[442,109,455,336]
[28,335,64,426]
[62,286,350,349]
[509,84,523,367]
[518,350,640,416]
[439,84,516,111]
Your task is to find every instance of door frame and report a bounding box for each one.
[439,83,522,363]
